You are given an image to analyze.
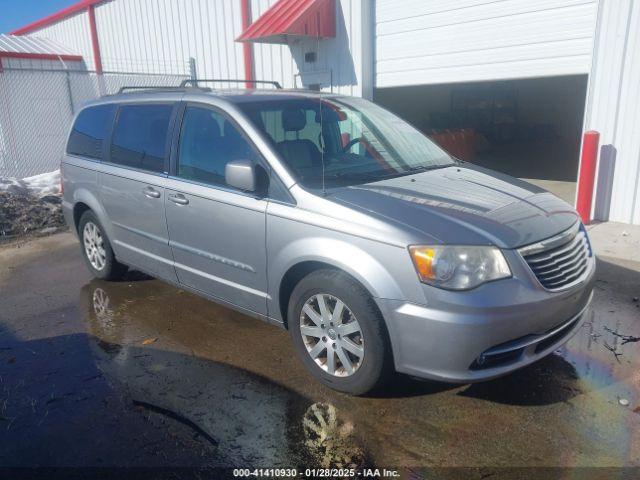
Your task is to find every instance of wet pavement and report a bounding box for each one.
[0,232,639,475]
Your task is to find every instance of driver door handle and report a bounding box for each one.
[168,193,189,205]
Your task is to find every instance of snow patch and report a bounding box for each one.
[0,169,61,196]
[22,170,61,196]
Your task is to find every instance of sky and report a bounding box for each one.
[0,0,74,34]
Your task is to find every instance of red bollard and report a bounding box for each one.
[576,130,600,224]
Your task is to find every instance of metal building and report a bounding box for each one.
[0,33,85,70]
[5,0,640,225]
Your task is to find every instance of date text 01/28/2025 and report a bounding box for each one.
[232,468,400,477]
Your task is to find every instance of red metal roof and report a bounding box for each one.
[237,0,335,44]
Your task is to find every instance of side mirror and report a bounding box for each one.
[225,159,256,192]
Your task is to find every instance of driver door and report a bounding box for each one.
[164,104,269,315]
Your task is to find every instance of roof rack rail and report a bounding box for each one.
[117,86,196,94]
[180,78,282,89]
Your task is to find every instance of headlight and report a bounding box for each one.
[409,245,511,290]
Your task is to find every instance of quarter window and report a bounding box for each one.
[66,104,116,160]
[110,104,173,173]
[177,106,258,188]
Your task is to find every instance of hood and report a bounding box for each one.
[327,164,579,249]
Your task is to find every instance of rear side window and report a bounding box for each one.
[67,104,116,160]
[110,104,173,173]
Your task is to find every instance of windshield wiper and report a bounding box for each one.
[325,163,454,186]
[371,164,447,180]
[325,171,381,184]
[404,164,451,173]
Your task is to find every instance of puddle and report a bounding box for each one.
[83,282,369,468]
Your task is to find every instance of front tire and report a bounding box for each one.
[78,211,127,281]
[288,269,392,395]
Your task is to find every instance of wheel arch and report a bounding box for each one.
[273,239,404,328]
[279,260,338,329]
[71,188,115,241]
[73,202,91,232]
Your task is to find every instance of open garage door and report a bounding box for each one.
[375,0,598,88]
[375,75,589,205]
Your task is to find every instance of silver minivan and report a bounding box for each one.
[62,83,595,395]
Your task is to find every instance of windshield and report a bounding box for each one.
[238,96,455,189]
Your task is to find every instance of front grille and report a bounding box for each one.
[519,224,592,291]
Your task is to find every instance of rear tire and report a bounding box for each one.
[78,211,127,281]
[288,269,393,395]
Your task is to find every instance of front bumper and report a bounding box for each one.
[376,255,595,383]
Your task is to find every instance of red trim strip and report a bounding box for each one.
[10,0,107,36]
[0,52,83,62]
[87,3,103,73]
[240,0,255,89]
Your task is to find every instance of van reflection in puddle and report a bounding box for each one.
[81,281,368,468]
[302,403,364,468]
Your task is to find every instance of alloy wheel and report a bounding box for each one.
[83,221,106,271]
[299,294,364,377]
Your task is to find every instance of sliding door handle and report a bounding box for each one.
[168,193,189,205]
[142,187,161,198]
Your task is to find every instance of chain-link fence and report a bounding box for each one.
[0,68,189,179]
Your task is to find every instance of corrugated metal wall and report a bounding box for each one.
[23,0,369,94]
[26,11,95,70]
[250,0,370,97]
[94,0,241,76]
[25,0,241,77]
[375,0,599,88]
[584,0,640,224]
[250,0,297,89]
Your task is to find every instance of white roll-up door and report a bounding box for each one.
[376,0,599,88]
